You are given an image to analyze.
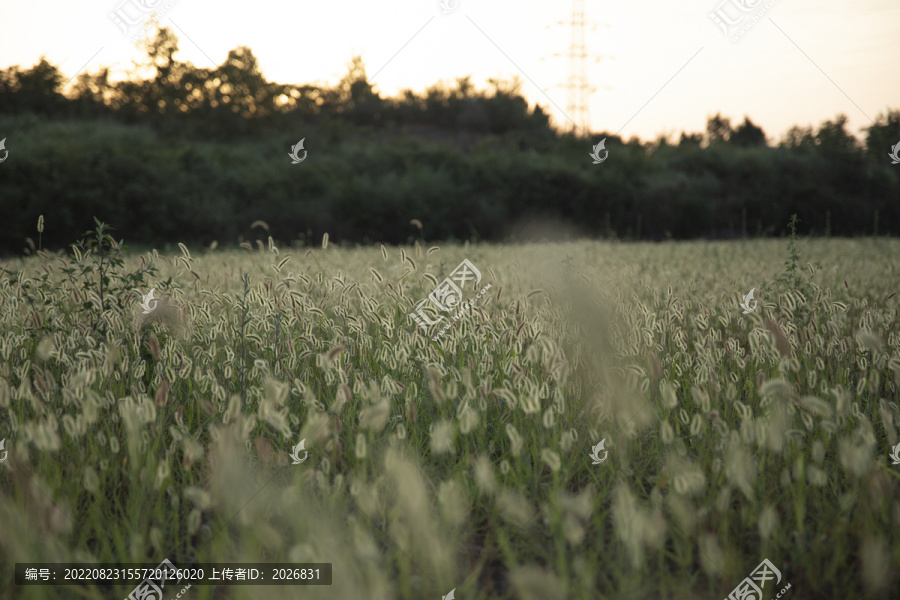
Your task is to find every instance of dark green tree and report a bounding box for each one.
[862,109,900,160]
[815,114,859,156]
[0,57,67,114]
[678,132,703,147]
[780,125,816,149]
[705,113,733,145]
[730,116,767,147]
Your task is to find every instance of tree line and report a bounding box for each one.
[0,27,898,255]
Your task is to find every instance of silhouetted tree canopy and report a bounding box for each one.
[731,117,766,147]
[706,113,733,145]
[0,25,898,255]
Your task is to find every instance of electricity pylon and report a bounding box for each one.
[565,0,589,135]
[544,1,611,137]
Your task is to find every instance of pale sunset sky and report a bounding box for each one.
[2,0,898,142]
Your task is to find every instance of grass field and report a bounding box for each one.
[1,224,899,599]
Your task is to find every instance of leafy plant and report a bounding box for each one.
[771,214,821,325]
[12,217,166,342]
[65,218,165,337]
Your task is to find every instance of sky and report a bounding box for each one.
[2,0,899,143]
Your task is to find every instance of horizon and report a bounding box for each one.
[3,0,899,143]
